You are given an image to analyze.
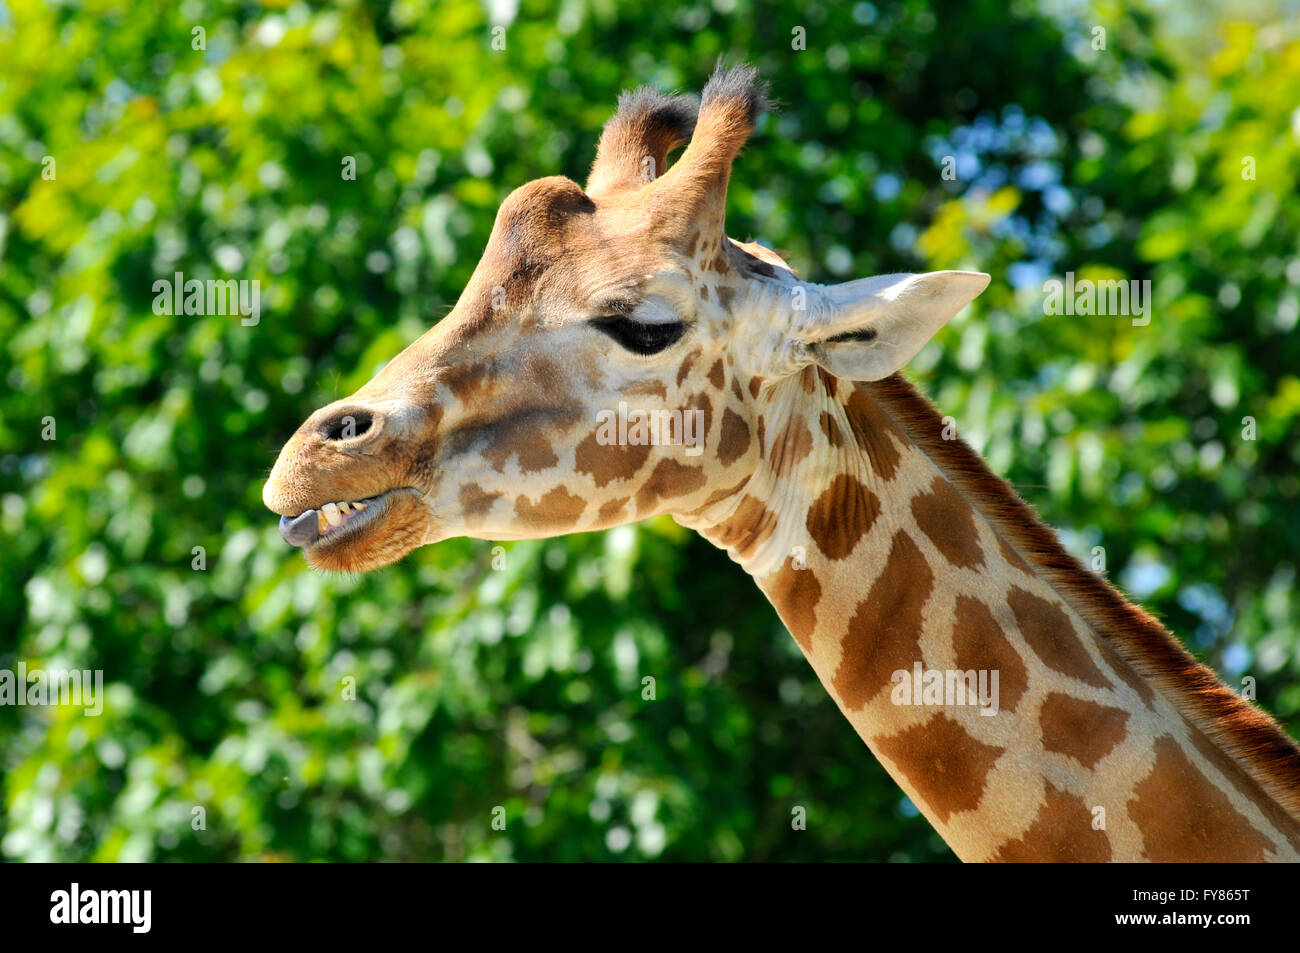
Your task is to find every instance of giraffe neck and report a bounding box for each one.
[681,370,1300,861]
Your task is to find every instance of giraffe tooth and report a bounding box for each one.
[317,511,329,534]
[352,500,368,511]
[323,502,342,526]
[338,501,352,515]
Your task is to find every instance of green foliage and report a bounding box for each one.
[1,0,1297,860]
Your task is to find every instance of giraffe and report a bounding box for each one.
[262,65,1300,861]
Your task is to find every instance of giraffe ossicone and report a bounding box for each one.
[264,64,1300,861]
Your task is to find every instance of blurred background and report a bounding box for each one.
[2,0,1299,861]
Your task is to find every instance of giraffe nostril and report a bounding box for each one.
[321,410,374,442]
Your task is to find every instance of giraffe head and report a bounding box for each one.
[263,65,989,571]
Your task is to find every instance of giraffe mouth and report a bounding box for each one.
[277,489,413,551]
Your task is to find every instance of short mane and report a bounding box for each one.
[866,372,1300,822]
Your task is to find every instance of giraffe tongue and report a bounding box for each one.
[279,509,321,548]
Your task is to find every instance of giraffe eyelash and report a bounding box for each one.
[591,315,689,355]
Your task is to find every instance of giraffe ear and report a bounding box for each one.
[801,271,990,381]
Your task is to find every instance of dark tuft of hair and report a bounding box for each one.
[700,60,774,124]
[613,86,700,141]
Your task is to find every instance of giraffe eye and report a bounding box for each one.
[592,315,687,355]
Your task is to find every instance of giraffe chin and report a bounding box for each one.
[299,488,432,573]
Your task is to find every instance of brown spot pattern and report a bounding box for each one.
[707,359,725,390]
[459,484,502,526]
[717,408,751,467]
[1039,693,1129,768]
[633,458,707,515]
[514,486,586,529]
[676,349,699,388]
[844,386,903,481]
[1185,726,1300,853]
[685,391,713,444]
[596,496,630,525]
[1098,641,1156,708]
[876,714,1005,825]
[765,561,823,653]
[627,379,668,400]
[806,474,880,560]
[1008,587,1112,689]
[574,430,651,488]
[911,476,986,570]
[442,361,495,404]
[775,416,814,473]
[482,423,559,475]
[1128,735,1274,861]
[993,782,1112,861]
[708,494,779,558]
[832,531,933,709]
[953,595,1029,713]
[684,475,752,516]
[818,411,843,448]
